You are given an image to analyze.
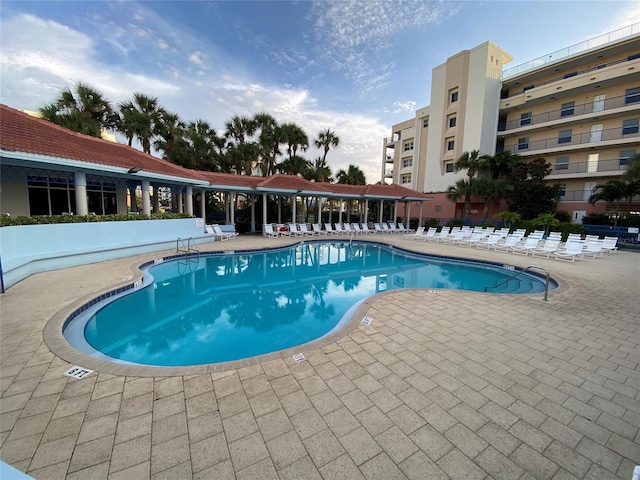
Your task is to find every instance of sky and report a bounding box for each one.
[1,1,639,184]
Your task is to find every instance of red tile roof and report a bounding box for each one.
[0,103,431,200]
[0,104,208,183]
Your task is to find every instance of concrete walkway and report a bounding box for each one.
[1,235,638,479]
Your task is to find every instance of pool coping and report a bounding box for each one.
[43,239,566,377]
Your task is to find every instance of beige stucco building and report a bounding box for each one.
[383,23,640,222]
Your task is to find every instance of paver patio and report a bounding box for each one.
[1,235,638,479]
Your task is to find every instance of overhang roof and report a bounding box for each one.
[0,103,431,201]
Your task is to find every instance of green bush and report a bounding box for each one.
[581,213,612,226]
[554,210,571,223]
[552,222,585,241]
[447,218,465,227]
[619,215,640,227]
[423,218,440,228]
[0,213,193,227]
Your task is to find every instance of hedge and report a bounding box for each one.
[0,213,194,227]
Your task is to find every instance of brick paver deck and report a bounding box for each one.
[1,235,638,479]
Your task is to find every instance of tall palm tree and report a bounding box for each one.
[589,180,629,225]
[336,164,366,185]
[446,178,476,219]
[474,178,506,219]
[254,112,282,176]
[281,123,309,160]
[314,129,340,163]
[623,153,640,182]
[485,151,519,180]
[308,157,332,183]
[278,155,310,177]
[224,115,256,146]
[153,109,185,164]
[39,82,116,136]
[455,150,488,181]
[118,93,160,154]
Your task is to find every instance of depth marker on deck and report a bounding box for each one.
[64,366,93,380]
[361,316,373,326]
[293,353,306,363]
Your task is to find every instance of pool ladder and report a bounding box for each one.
[176,237,199,257]
[484,265,550,301]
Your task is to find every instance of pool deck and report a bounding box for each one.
[1,234,639,480]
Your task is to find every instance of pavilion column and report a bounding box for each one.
[130,186,138,213]
[229,193,235,225]
[250,195,256,232]
[177,190,183,213]
[347,199,351,223]
[418,201,423,227]
[363,199,369,224]
[185,186,193,216]
[277,196,282,224]
[116,185,128,214]
[378,200,383,223]
[262,194,268,226]
[405,201,411,227]
[141,180,151,217]
[74,172,88,216]
[200,189,206,222]
[291,195,296,223]
[338,198,343,224]
[393,200,398,223]
[329,200,334,224]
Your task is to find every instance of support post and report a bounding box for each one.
[74,172,88,216]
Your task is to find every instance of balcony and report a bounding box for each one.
[384,169,393,178]
[558,189,595,202]
[548,157,628,177]
[502,126,640,155]
[499,94,638,132]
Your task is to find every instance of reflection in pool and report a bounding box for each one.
[66,241,552,366]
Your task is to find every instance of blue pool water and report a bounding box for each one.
[66,241,554,366]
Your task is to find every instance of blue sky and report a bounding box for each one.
[1,1,638,182]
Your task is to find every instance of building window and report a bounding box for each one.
[563,71,578,79]
[558,184,566,197]
[445,163,454,173]
[596,63,607,69]
[561,101,575,117]
[520,112,532,126]
[628,53,640,61]
[625,87,640,105]
[27,174,76,216]
[446,139,455,151]
[448,116,457,128]
[622,118,639,135]
[403,141,414,151]
[435,205,442,213]
[517,137,529,150]
[523,85,534,92]
[558,129,572,144]
[402,159,413,168]
[619,149,636,166]
[450,89,459,103]
[87,182,117,215]
[401,174,411,184]
[555,157,569,171]
[423,118,429,128]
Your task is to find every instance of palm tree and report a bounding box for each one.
[281,123,309,160]
[314,129,340,163]
[39,82,116,136]
[336,164,366,185]
[623,153,640,182]
[474,178,506,220]
[485,151,519,180]
[254,112,282,176]
[455,150,488,181]
[278,155,310,177]
[308,157,332,183]
[446,178,476,219]
[118,93,160,154]
[589,180,630,225]
[153,109,185,164]
[224,115,256,146]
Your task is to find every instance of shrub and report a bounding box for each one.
[554,210,571,223]
[0,213,193,227]
[447,218,465,227]
[581,213,612,226]
[619,215,640,228]
[423,218,440,228]
[408,218,420,230]
[552,222,585,241]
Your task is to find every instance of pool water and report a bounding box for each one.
[71,241,553,366]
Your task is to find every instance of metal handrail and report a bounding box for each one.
[176,237,199,256]
[485,265,551,301]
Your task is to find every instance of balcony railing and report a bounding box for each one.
[384,169,393,176]
[501,54,639,100]
[503,23,640,78]
[502,126,640,154]
[548,157,628,176]
[558,189,594,202]
[499,94,636,131]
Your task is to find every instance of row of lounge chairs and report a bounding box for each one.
[263,222,413,238]
[404,226,618,262]
[205,224,239,241]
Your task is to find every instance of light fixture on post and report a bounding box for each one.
[128,166,143,174]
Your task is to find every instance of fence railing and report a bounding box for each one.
[548,158,629,176]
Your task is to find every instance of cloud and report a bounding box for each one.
[309,0,459,94]
[188,51,206,67]
[0,10,389,184]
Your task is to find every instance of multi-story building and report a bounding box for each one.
[383,23,640,222]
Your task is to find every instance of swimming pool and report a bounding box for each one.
[63,241,555,367]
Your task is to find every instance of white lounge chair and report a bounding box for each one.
[373,223,384,233]
[381,223,394,234]
[324,223,338,235]
[582,239,604,259]
[351,223,364,234]
[417,227,438,242]
[476,234,502,249]
[289,224,305,236]
[555,240,585,262]
[263,224,279,238]
[212,225,238,241]
[404,226,425,239]
[434,228,451,243]
[343,223,354,234]
[493,235,520,252]
[601,237,618,254]
[312,223,328,235]
[457,232,484,247]
[510,236,540,255]
[531,239,561,258]
[299,224,313,236]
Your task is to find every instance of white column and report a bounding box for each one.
[116,186,128,214]
[419,202,424,226]
[225,193,230,223]
[177,190,183,213]
[378,200,383,223]
[262,194,268,226]
[347,200,351,223]
[291,195,296,223]
[364,199,369,224]
[405,201,411,226]
[152,186,160,213]
[230,193,235,225]
[74,172,88,215]
[277,196,282,223]
[250,195,256,232]
[393,200,398,223]
[185,186,193,216]
[200,189,206,222]
[329,200,334,224]
[338,198,343,224]
[141,180,151,216]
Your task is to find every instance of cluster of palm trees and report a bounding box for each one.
[588,154,640,223]
[445,150,519,220]
[39,82,366,184]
